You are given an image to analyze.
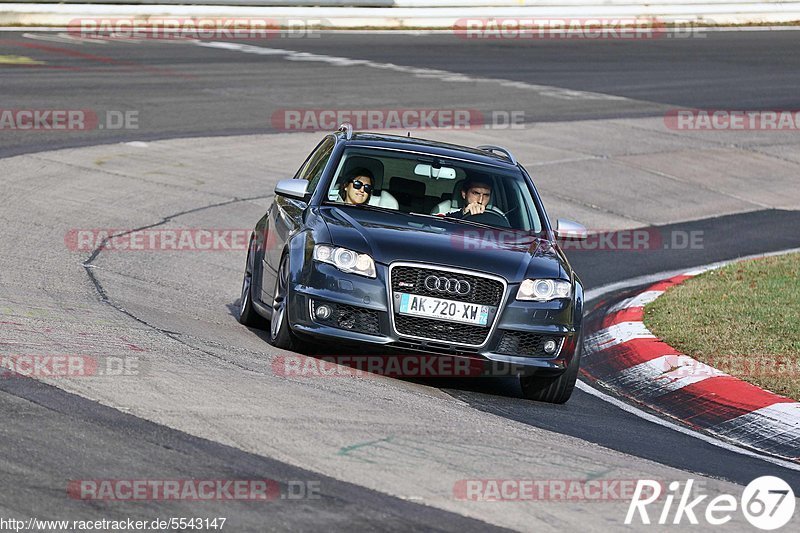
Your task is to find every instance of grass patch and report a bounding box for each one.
[644,253,800,400]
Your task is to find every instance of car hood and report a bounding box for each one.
[318,206,568,282]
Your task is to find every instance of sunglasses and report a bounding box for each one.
[350,180,373,194]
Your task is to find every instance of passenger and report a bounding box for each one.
[339,168,374,205]
[447,179,492,218]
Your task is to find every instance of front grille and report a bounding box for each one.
[389,264,505,347]
[391,340,479,357]
[394,315,489,345]
[391,266,503,306]
[496,332,563,357]
[311,301,381,335]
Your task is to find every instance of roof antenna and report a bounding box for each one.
[407,131,411,137]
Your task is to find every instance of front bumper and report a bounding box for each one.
[288,261,581,373]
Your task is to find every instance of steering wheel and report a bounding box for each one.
[463,209,511,228]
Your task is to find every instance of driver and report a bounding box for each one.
[446,179,492,219]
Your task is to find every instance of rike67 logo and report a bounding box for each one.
[626,477,795,530]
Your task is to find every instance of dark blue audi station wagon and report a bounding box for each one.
[238,123,587,403]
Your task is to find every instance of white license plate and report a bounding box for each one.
[398,293,489,326]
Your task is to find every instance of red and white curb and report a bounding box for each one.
[581,268,800,462]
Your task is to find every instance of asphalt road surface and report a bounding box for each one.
[2,29,800,157]
[1,29,799,531]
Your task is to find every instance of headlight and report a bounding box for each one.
[313,245,376,278]
[517,279,571,301]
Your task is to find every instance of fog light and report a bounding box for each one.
[315,304,332,320]
[543,340,558,354]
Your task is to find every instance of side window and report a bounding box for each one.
[292,145,319,180]
[294,136,335,192]
[305,138,335,191]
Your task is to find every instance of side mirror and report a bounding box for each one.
[555,219,587,240]
[275,179,309,200]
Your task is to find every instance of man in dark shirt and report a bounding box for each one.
[446,179,492,219]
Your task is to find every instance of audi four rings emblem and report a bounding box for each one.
[424,275,471,295]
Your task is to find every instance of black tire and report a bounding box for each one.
[520,334,582,404]
[238,236,267,328]
[268,254,302,351]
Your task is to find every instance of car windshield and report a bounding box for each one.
[323,147,545,232]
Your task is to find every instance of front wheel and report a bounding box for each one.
[238,236,267,328]
[269,254,302,351]
[520,334,582,404]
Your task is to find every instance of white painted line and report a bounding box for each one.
[1,27,65,32]
[194,40,630,102]
[683,265,721,276]
[607,290,665,313]
[21,32,95,45]
[575,380,800,471]
[711,403,800,450]
[584,321,655,354]
[606,354,723,399]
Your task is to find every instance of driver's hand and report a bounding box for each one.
[463,202,486,215]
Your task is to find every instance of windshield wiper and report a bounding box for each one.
[408,212,446,221]
[409,212,501,231]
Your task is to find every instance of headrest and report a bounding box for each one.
[390,176,425,195]
[449,179,465,209]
